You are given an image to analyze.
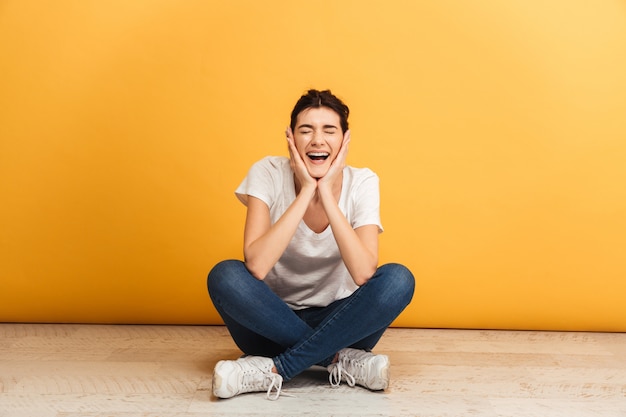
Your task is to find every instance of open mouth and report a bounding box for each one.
[307,152,330,161]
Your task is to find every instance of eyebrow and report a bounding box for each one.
[297,124,338,130]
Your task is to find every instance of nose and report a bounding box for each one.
[311,130,324,146]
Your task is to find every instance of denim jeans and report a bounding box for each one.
[207,260,414,381]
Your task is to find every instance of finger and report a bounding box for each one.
[286,133,307,174]
[285,127,297,148]
[287,137,299,160]
[338,130,350,160]
[286,129,298,157]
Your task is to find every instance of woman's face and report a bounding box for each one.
[293,106,344,179]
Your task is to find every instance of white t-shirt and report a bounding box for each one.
[235,156,383,310]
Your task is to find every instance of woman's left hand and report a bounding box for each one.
[318,130,350,192]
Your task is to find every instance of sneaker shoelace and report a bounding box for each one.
[242,369,284,400]
[328,359,357,388]
[264,372,283,400]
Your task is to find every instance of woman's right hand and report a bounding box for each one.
[286,127,317,192]
[244,128,318,279]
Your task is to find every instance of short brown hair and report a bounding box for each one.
[290,89,349,133]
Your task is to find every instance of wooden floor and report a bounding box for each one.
[0,324,624,417]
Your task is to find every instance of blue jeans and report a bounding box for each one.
[207,260,414,381]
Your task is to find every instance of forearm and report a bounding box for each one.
[244,186,316,279]
[319,188,378,286]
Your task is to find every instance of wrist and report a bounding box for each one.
[299,182,317,198]
[317,182,336,202]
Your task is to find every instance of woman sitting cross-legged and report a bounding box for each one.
[207,89,415,400]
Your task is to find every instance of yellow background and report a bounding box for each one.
[1,1,625,331]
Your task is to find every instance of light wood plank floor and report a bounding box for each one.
[0,324,624,417]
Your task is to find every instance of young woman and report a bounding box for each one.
[207,89,414,400]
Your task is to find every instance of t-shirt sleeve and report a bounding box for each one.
[235,157,277,208]
[351,170,384,233]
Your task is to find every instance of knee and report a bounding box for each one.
[374,263,415,306]
[207,259,245,296]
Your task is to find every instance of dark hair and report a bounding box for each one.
[290,89,349,133]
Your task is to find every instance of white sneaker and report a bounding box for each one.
[213,356,283,400]
[327,348,389,391]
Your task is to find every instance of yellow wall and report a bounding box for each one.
[1,1,625,331]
